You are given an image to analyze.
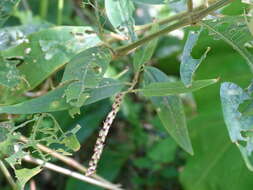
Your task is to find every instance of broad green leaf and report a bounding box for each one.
[105,0,136,41]
[133,24,159,71]
[139,78,218,96]
[15,166,42,189]
[144,66,193,155]
[180,35,253,190]
[0,26,101,103]
[180,31,209,87]
[0,0,20,27]
[202,16,253,71]
[220,82,253,171]
[61,47,112,108]
[132,0,166,4]
[0,23,52,51]
[0,78,124,114]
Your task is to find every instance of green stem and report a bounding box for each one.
[114,0,234,58]
[57,0,64,25]
[39,0,48,19]
[0,161,17,190]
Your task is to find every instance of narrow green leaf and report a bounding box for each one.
[0,0,20,27]
[105,0,136,41]
[61,47,112,107]
[220,82,253,171]
[133,24,159,71]
[0,78,124,114]
[139,78,219,96]
[0,26,101,103]
[15,166,42,189]
[202,16,253,71]
[144,66,193,155]
[180,31,209,87]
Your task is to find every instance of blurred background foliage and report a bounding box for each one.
[1,0,253,189]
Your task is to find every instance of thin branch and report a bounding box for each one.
[23,155,123,190]
[0,160,17,190]
[18,136,120,188]
[113,0,234,58]
[187,0,193,12]
[57,0,64,25]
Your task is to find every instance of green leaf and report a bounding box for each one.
[147,138,177,163]
[0,23,52,51]
[0,0,20,27]
[132,0,166,4]
[180,31,209,87]
[180,36,253,190]
[105,0,136,41]
[61,47,112,108]
[61,125,81,151]
[15,166,42,189]
[0,55,21,87]
[201,16,253,71]
[220,82,253,171]
[0,26,101,103]
[139,78,219,96]
[0,78,124,114]
[133,24,159,71]
[144,66,193,155]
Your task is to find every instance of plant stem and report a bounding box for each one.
[0,161,17,190]
[39,0,48,19]
[23,155,123,190]
[57,0,64,25]
[114,0,234,58]
[187,0,193,12]
[18,136,119,188]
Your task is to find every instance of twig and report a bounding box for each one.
[0,160,17,190]
[113,0,234,58]
[57,0,64,25]
[23,155,123,190]
[187,0,193,12]
[18,136,120,188]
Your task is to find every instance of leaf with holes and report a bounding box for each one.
[105,0,136,41]
[0,26,101,104]
[61,47,112,108]
[201,16,253,71]
[0,55,21,87]
[220,82,253,171]
[144,66,193,155]
[180,31,209,87]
